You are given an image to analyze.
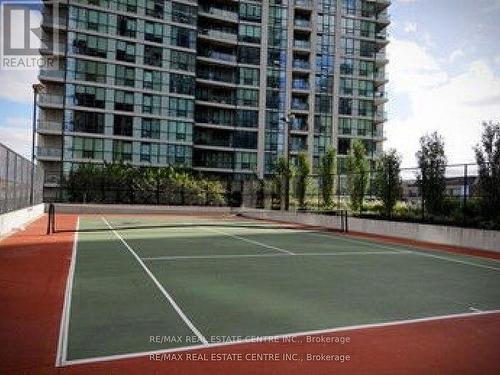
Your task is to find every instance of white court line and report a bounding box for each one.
[101,217,208,345]
[203,226,296,255]
[55,216,80,367]
[142,250,407,261]
[307,231,500,272]
[62,308,500,366]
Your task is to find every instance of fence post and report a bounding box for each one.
[337,173,341,208]
[463,164,468,224]
[317,176,320,211]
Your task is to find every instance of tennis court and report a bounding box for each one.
[50,211,500,367]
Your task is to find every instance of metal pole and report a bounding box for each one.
[30,85,39,206]
[285,118,291,211]
[463,164,468,224]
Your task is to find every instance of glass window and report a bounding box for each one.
[114,90,134,111]
[117,15,136,38]
[238,25,261,43]
[116,41,136,63]
[170,50,196,72]
[141,118,160,139]
[239,3,261,22]
[143,69,163,91]
[74,85,105,108]
[115,65,135,87]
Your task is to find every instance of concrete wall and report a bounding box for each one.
[0,204,45,238]
[50,203,233,215]
[242,209,500,253]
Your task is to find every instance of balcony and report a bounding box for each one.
[199,6,238,22]
[374,110,388,123]
[37,147,62,160]
[39,69,65,82]
[199,28,237,43]
[291,99,309,111]
[293,39,311,50]
[294,19,311,29]
[38,94,64,108]
[373,91,388,104]
[375,52,389,66]
[292,59,310,70]
[198,50,237,64]
[37,120,62,134]
[374,71,389,87]
[42,15,67,28]
[291,118,308,132]
[376,13,391,25]
[294,0,312,9]
[366,0,391,8]
[44,171,61,186]
[197,69,237,86]
[292,80,310,91]
[39,41,66,55]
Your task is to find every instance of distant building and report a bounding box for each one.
[401,176,479,203]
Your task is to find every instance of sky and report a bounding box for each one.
[0,0,499,166]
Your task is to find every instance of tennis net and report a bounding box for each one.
[46,203,348,234]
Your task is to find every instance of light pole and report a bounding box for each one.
[30,83,45,205]
[280,113,295,211]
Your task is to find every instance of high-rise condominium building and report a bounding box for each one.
[37,0,389,200]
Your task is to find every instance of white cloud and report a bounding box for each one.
[385,38,500,167]
[479,0,500,11]
[404,22,418,34]
[448,48,465,64]
[494,55,500,65]
[0,117,32,159]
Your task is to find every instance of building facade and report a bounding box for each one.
[37,0,389,199]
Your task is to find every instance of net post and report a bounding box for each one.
[344,210,348,233]
[47,203,54,235]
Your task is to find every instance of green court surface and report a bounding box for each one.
[63,216,500,364]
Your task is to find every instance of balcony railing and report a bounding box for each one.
[42,15,67,27]
[291,119,308,131]
[374,110,388,121]
[374,91,388,100]
[199,28,237,42]
[40,41,66,54]
[37,147,62,158]
[199,6,238,21]
[293,40,311,49]
[197,70,236,84]
[291,101,309,111]
[377,13,391,23]
[38,94,64,106]
[39,70,65,80]
[292,81,310,90]
[293,60,310,69]
[294,0,312,8]
[294,19,311,28]
[199,50,237,63]
[44,172,61,185]
[37,120,62,132]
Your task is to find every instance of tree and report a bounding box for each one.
[416,132,447,216]
[374,149,402,217]
[346,140,369,213]
[474,121,500,221]
[296,152,311,208]
[274,155,293,210]
[319,146,336,208]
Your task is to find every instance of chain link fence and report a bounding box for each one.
[50,161,497,229]
[0,143,44,214]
